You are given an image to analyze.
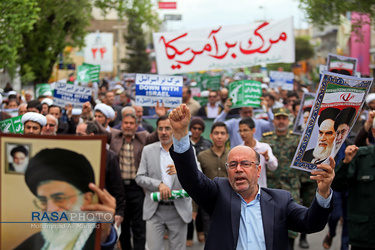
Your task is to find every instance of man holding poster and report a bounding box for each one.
[291,70,373,172]
[214,80,274,147]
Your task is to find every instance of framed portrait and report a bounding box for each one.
[5,143,31,174]
[0,133,107,250]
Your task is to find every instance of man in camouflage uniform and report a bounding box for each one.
[261,107,302,250]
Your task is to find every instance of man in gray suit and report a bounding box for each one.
[136,115,193,250]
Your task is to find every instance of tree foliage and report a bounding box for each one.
[18,0,92,84]
[0,0,39,76]
[122,0,160,73]
[299,0,375,29]
[295,36,314,62]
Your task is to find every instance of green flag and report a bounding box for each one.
[77,63,100,83]
[35,83,52,98]
[0,115,24,134]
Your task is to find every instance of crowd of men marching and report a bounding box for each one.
[1,74,375,250]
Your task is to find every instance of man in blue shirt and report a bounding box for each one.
[169,104,335,250]
[214,98,274,147]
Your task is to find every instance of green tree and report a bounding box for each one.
[122,0,159,73]
[295,36,314,62]
[299,0,375,29]
[18,0,92,84]
[0,0,39,77]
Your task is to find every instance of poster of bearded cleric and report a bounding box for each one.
[291,71,373,172]
[0,133,109,250]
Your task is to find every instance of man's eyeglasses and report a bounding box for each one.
[34,193,83,210]
[191,127,202,131]
[226,161,259,169]
[46,123,56,127]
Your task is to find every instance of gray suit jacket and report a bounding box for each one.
[135,142,193,223]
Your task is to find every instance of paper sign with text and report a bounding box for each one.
[229,80,262,109]
[135,74,183,108]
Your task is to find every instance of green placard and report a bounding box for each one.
[35,83,52,98]
[0,115,24,134]
[77,63,100,83]
[195,74,221,91]
[229,80,262,108]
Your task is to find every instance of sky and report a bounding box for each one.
[154,0,309,32]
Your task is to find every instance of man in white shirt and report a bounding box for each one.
[135,115,194,250]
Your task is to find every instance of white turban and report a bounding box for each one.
[72,108,82,115]
[21,112,47,127]
[0,94,2,105]
[366,93,375,106]
[94,103,115,119]
[41,98,53,106]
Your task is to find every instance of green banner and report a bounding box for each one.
[77,63,100,83]
[229,80,262,108]
[195,74,221,91]
[0,115,24,134]
[35,83,52,98]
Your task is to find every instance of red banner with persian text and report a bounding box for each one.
[153,17,295,74]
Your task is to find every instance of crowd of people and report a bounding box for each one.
[1,74,375,250]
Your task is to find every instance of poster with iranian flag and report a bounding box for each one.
[291,71,373,172]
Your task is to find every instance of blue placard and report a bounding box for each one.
[135,74,183,107]
[53,82,92,108]
[269,71,294,90]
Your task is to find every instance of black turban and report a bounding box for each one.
[334,107,357,131]
[318,107,340,127]
[25,148,95,196]
[11,146,28,157]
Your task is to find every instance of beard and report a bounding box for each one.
[312,142,333,161]
[41,196,85,247]
[12,160,29,173]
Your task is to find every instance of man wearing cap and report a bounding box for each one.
[9,145,29,173]
[94,103,117,132]
[189,117,212,155]
[262,107,306,249]
[41,114,58,135]
[302,107,340,164]
[22,112,47,135]
[214,97,274,147]
[15,148,117,250]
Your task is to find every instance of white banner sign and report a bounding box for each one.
[84,32,113,72]
[153,17,295,74]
